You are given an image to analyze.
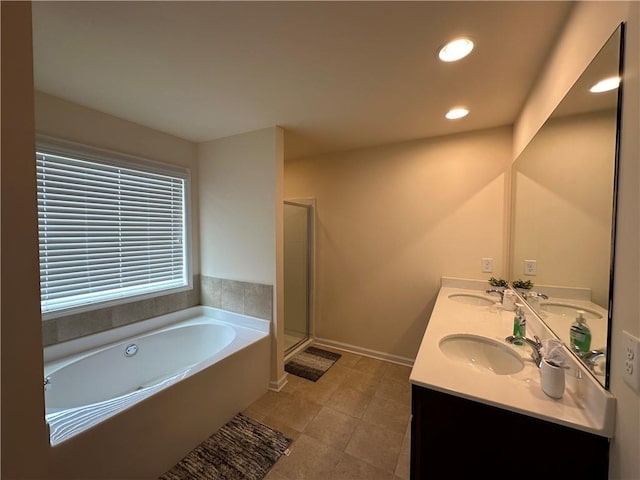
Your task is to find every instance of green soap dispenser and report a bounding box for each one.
[512,303,526,344]
[570,310,592,353]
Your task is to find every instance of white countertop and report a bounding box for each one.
[409,278,616,438]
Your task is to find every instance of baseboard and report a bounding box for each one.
[313,337,415,367]
[268,372,288,392]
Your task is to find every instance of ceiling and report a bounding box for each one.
[32,1,575,160]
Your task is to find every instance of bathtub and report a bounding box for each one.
[44,305,270,464]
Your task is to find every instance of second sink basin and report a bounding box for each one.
[539,302,603,320]
[439,334,524,375]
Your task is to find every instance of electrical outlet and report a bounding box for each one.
[623,330,640,393]
[481,257,493,273]
[524,259,537,276]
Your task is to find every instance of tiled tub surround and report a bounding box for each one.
[201,274,273,321]
[42,275,201,346]
[410,277,616,437]
[42,275,273,347]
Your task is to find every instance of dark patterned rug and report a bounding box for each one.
[159,413,291,480]
[285,346,342,382]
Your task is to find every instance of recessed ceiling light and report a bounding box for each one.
[445,108,469,120]
[590,76,621,93]
[438,38,474,62]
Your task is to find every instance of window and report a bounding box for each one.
[36,138,190,317]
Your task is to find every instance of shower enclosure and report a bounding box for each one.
[283,200,314,355]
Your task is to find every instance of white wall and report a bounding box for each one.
[198,126,285,386]
[1,3,50,477]
[285,126,513,361]
[514,2,639,478]
[198,127,281,284]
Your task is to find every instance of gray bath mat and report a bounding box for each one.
[285,346,342,382]
[159,413,291,480]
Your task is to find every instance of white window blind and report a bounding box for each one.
[37,146,188,315]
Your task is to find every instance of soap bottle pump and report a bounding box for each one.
[570,310,592,354]
[512,303,526,345]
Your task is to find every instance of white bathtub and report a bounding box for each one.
[44,306,270,449]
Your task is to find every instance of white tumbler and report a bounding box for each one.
[541,358,565,399]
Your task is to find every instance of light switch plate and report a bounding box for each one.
[623,330,640,393]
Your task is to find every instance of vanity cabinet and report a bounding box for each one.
[410,385,609,479]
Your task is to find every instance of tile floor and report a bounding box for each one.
[243,347,412,480]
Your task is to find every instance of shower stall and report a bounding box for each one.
[283,200,314,355]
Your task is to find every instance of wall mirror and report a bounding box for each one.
[509,24,624,389]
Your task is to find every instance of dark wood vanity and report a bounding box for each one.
[409,280,616,479]
[410,385,610,479]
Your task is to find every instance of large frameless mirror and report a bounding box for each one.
[509,24,624,388]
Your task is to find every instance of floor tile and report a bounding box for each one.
[269,348,415,479]
[361,395,411,434]
[295,377,341,404]
[383,363,412,381]
[352,356,389,376]
[343,369,382,396]
[242,403,267,423]
[244,390,284,419]
[345,419,404,473]
[270,434,344,480]
[375,376,411,406]
[264,468,290,480]
[268,392,323,432]
[261,414,302,442]
[324,385,373,419]
[316,364,353,385]
[282,373,311,394]
[329,453,395,480]
[303,406,359,450]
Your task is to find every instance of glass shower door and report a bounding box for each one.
[283,201,311,353]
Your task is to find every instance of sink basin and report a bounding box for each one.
[539,302,603,320]
[448,293,495,306]
[439,334,524,375]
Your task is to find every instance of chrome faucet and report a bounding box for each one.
[44,376,51,391]
[580,348,606,372]
[505,335,543,367]
[486,289,504,302]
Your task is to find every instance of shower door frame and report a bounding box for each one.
[283,198,316,358]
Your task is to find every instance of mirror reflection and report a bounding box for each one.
[510,25,623,388]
